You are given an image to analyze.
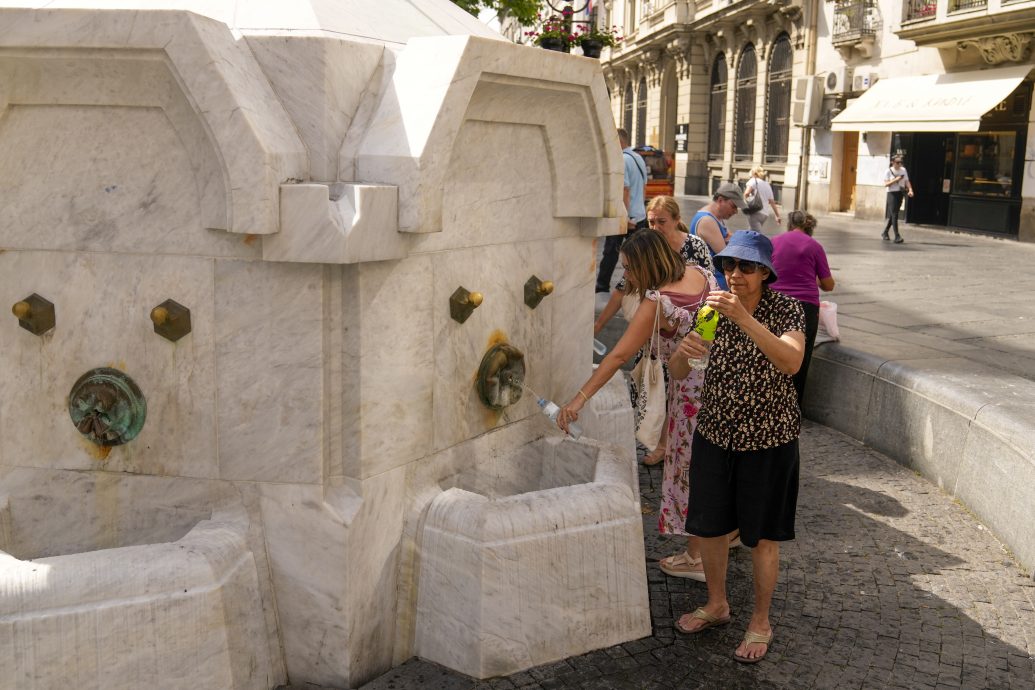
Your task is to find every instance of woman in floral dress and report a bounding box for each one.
[650,267,715,582]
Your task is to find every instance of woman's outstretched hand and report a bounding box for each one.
[557,396,584,433]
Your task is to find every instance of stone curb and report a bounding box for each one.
[804,341,1035,579]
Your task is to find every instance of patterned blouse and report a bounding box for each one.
[696,288,806,451]
[616,233,712,293]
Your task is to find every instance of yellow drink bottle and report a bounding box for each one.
[688,305,719,369]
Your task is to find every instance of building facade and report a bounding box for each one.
[599,0,813,210]
[808,0,1035,240]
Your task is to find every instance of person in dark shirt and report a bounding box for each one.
[668,231,805,664]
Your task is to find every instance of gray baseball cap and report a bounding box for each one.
[714,182,746,209]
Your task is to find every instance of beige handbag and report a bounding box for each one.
[632,299,666,449]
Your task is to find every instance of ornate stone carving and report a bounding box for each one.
[957,33,1033,65]
[639,48,664,86]
[666,37,692,79]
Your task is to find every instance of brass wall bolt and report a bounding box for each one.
[524,276,554,309]
[450,287,484,324]
[11,293,55,336]
[150,299,192,342]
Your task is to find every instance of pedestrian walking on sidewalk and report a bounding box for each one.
[770,211,835,405]
[596,128,648,292]
[744,167,782,233]
[668,230,805,665]
[882,156,913,243]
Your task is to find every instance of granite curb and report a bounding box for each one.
[804,342,1035,579]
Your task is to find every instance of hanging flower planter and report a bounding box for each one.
[540,36,569,52]
[579,39,603,58]
[574,25,623,59]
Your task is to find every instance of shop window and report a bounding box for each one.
[708,54,727,161]
[734,45,757,162]
[636,77,648,147]
[954,132,1017,198]
[765,36,792,164]
[623,83,634,135]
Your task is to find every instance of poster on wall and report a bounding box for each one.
[675,124,688,153]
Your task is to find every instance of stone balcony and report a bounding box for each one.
[831,0,880,57]
[896,0,1035,64]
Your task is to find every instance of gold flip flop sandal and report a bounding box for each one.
[675,607,732,634]
[733,629,773,664]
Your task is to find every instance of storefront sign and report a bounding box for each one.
[675,123,688,153]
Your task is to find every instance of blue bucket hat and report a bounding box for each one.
[713,230,777,284]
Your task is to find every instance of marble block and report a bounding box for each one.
[414,436,650,679]
[0,471,275,689]
[263,183,405,264]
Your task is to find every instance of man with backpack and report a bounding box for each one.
[596,128,648,293]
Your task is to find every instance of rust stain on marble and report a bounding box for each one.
[243,234,258,246]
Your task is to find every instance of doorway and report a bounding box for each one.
[906,132,954,226]
[839,131,858,211]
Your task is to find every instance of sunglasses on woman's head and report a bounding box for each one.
[719,258,764,274]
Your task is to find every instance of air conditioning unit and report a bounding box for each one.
[791,76,823,127]
[852,72,879,92]
[824,66,853,95]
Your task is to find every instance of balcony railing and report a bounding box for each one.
[832,0,880,44]
[949,0,987,11]
[903,0,937,21]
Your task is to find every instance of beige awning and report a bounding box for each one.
[831,65,1032,132]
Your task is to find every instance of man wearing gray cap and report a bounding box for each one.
[689,182,744,289]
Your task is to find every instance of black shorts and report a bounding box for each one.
[685,431,799,547]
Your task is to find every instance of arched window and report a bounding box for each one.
[623,82,634,135]
[734,45,757,162]
[765,35,793,163]
[708,54,727,160]
[636,77,648,147]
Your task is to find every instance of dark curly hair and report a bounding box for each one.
[787,210,817,236]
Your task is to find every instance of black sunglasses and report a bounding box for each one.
[718,257,765,275]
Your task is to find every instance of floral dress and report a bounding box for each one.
[645,266,718,536]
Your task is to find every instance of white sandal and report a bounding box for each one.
[658,551,706,582]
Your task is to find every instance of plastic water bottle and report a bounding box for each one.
[592,339,607,356]
[687,305,719,370]
[537,398,583,440]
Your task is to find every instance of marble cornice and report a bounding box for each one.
[896,6,1035,49]
[603,24,694,77]
[684,0,803,32]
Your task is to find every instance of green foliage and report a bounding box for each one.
[450,0,541,25]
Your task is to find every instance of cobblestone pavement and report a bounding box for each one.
[358,421,1035,690]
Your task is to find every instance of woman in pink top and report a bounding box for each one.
[769,211,835,404]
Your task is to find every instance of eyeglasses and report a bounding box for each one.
[718,257,764,274]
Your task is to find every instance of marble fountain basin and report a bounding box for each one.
[0,468,273,689]
[415,435,651,679]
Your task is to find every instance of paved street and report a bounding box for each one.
[360,421,1035,689]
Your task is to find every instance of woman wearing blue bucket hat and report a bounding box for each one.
[667,230,806,664]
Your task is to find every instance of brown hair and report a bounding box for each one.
[646,195,689,233]
[787,210,818,236]
[617,128,631,147]
[620,229,686,299]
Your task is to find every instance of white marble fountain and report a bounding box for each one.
[0,1,649,687]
